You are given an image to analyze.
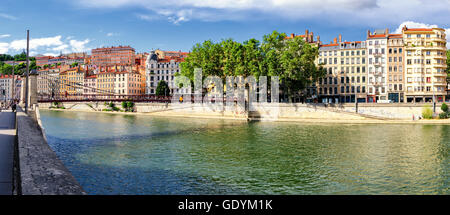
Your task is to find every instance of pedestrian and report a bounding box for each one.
[12,102,16,113]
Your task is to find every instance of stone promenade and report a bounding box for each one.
[0,111,15,195]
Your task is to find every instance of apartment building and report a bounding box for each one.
[0,75,19,102]
[386,34,405,103]
[316,35,368,103]
[92,46,135,66]
[402,26,447,103]
[97,70,116,95]
[145,51,184,95]
[58,67,85,97]
[114,71,144,96]
[83,74,97,98]
[36,55,85,67]
[366,29,389,103]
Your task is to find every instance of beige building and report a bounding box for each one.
[114,70,144,96]
[316,35,368,103]
[402,26,447,103]
[386,34,405,103]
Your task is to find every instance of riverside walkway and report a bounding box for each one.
[0,111,15,195]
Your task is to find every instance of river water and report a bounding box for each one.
[39,110,449,194]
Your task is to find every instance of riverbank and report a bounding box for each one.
[40,107,450,125]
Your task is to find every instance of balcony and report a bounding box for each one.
[373,62,383,67]
[373,52,383,57]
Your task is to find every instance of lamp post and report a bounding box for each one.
[25,30,30,113]
[11,60,15,105]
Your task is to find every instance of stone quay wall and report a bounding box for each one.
[15,106,86,195]
[38,101,447,120]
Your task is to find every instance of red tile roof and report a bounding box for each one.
[404,28,433,32]
[320,44,339,47]
[388,34,402,38]
[368,34,387,38]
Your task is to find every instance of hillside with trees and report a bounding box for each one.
[0,52,37,75]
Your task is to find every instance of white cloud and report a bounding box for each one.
[52,44,69,51]
[395,21,450,48]
[9,36,64,51]
[69,39,90,52]
[0,34,10,39]
[0,42,9,54]
[0,36,91,55]
[76,0,450,26]
[0,13,17,20]
[106,32,119,37]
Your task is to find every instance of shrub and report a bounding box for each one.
[422,105,433,119]
[439,112,448,119]
[441,103,448,113]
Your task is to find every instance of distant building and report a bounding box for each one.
[145,51,185,95]
[402,26,447,103]
[83,74,97,98]
[155,50,189,59]
[36,55,85,67]
[386,34,405,103]
[58,67,86,97]
[0,75,20,102]
[285,29,318,44]
[315,35,368,103]
[366,29,389,102]
[91,46,135,66]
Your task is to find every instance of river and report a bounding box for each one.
[39,110,449,194]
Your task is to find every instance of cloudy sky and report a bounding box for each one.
[0,0,449,56]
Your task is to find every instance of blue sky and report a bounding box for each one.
[0,0,449,56]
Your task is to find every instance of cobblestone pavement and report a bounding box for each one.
[0,111,15,195]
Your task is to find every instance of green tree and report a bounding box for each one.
[441,103,448,112]
[179,30,326,101]
[156,80,170,96]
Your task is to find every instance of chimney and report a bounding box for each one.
[333,37,337,44]
[317,36,320,43]
[402,25,407,32]
[385,28,389,35]
[367,30,371,38]
[310,32,314,43]
[339,34,342,43]
[291,33,295,38]
[305,29,309,38]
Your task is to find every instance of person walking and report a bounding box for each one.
[12,102,16,113]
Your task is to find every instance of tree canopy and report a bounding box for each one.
[156,80,170,96]
[0,52,37,75]
[179,31,325,99]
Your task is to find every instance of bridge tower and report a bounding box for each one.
[20,70,38,111]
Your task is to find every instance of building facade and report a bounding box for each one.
[366,29,389,102]
[145,51,184,95]
[386,34,405,103]
[402,27,447,103]
[92,46,135,66]
[316,35,368,103]
[0,75,19,103]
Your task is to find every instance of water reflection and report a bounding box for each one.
[40,110,449,194]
